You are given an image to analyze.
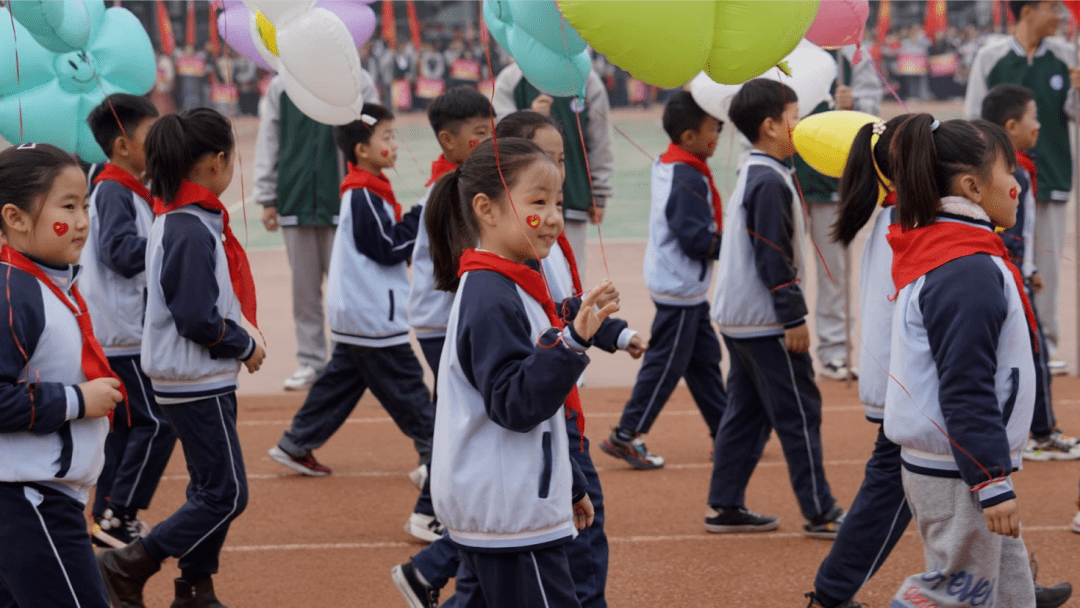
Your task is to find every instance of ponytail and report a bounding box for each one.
[833,115,908,245]
[427,169,475,292]
[426,137,550,292]
[889,115,993,231]
[145,108,234,203]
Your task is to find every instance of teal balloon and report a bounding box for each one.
[0,0,156,162]
[484,0,589,98]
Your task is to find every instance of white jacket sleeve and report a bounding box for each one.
[253,76,284,206]
[492,63,523,121]
[963,46,994,119]
[360,69,379,105]
[584,70,615,202]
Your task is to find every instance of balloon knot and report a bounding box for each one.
[776,60,792,77]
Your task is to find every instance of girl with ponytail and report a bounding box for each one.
[426,137,617,607]
[882,115,1039,608]
[98,108,264,608]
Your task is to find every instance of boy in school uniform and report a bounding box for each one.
[599,91,727,470]
[708,79,845,538]
[267,105,441,543]
[982,83,1080,462]
[80,94,177,547]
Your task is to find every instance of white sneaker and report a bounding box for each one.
[283,365,317,391]
[1048,360,1068,376]
[408,464,428,490]
[819,359,850,381]
[405,512,444,543]
[1072,511,1080,534]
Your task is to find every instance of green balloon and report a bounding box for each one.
[557,0,821,88]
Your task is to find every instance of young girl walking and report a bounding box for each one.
[97,108,266,608]
[0,143,123,607]
[884,115,1036,608]
[426,137,615,608]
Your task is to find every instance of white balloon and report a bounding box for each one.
[691,39,837,123]
[276,7,365,108]
[280,67,362,125]
[247,11,279,70]
[243,0,311,26]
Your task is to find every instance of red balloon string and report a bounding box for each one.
[8,6,23,142]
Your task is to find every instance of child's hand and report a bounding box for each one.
[573,493,595,530]
[626,334,648,359]
[785,324,810,354]
[573,280,620,343]
[244,344,266,373]
[80,377,122,418]
[983,498,1020,538]
[592,281,620,309]
[261,206,280,232]
[834,84,854,111]
[1030,272,1044,294]
[531,94,554,116]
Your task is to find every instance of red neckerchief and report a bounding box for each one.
[426,155,458,187]
[152,180,258,331]
[556,233,582,296]
[887,220,1038,351]
[457,249,585,449]
[659,143,722,231]
[1017,151,1037,196]
[881,191,897,208]
[1,246,128,425]
[93,163,152,205]
[341,162,400,222]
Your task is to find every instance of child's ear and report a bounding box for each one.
[678,129,695,148]
[1,203,31,236]
[112,136,129,158]
[956,173,982,202]
[354,142,366,162]
[1003,117,1020,135]
[437,130,456,150]
[760,117,776,142]
[471,192,498,227]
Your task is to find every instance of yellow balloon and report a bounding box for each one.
[791,110,879,179]
[256,11,278,57]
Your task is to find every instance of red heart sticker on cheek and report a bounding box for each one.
[53,222,68,236]
[526,215,540,228]
[1009,187,1019,200]
[469,139,480,148]
[381,150,389,157]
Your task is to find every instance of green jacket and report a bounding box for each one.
[965,36,1078,202]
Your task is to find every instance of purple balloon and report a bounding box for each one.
[217,1,377,73]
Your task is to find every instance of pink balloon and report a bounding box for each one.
[805,0,869,50]
[217,1,377,73]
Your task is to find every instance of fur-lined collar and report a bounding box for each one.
[939,196,991,223]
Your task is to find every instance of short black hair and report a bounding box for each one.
[1009,1,1041,20]
[728,79,797,144]
[662,91,712,144]
[87,94,159,157]
[495,110,562,141]
[981,83,1035,127]
[334,104,395,164]
[427,86,492,135]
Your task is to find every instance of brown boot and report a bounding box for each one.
[170,578,229,608]
[97,539,162,608]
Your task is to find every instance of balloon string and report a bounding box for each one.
[8,6,22,142]
[868,56,911,113]
[479,16,554,299]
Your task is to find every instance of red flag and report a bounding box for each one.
[208,0,220,55]
[185,0,196,48]
[156,0,176,56]
[382,0,396,48]
[993,0,1002,31]
[924,0,947,39]
[1065,1,1080,26]
[872,0,891,66]
[1007,2,1016,26]
[405,0,421,51]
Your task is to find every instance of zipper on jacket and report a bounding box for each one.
[388,289,395,321]
[539,431,552,499]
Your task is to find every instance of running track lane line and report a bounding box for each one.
[221,525,1074,554]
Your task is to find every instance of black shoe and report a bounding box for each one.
[1035,582,1073,608]
[704,506,779,533]
[804,592,865,608]
[171,578,229,608]
[391,562,440,608]
[97,539,162,608]
[804,505,846,540]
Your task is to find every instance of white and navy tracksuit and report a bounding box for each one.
[80,177,175,518]
[813,205,911,606]
[0,258,110,607]
[885,204,1036,608]
[616,155,727,438]
[140,204,255,580]
[277,185,435,513]
[709,152,836,520]
[408,182,456,379]
[432,265,592,608]
[1002,163,1055,437]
